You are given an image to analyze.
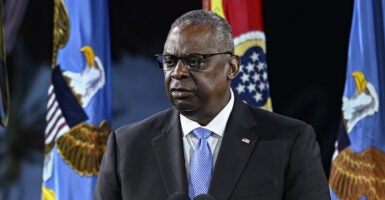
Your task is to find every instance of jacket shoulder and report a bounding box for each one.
[244,103,313,139]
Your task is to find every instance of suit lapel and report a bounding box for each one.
[151,109,188,196]
[209,97,261,199]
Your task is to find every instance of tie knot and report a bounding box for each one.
[192,127,212,139]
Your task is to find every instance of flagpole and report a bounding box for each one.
[0,0,10,127]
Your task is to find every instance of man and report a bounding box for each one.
[95,10,330,200]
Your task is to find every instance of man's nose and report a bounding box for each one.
[171,59,189,79]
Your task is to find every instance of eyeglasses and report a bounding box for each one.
[155,51,233,71]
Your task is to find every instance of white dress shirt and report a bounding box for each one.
[180,89,235,176]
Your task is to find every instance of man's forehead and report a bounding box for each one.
[164,25,215,53]
[172,24,212,34]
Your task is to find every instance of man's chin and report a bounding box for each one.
[173,103,197,114]
[175,105,194,113]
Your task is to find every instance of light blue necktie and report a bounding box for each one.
[188,127,213,199]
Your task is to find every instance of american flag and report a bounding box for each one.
[241,137,251,144]
[45,66,88,147]
[45,83,70,145]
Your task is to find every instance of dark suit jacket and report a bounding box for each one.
[95,96,330,200]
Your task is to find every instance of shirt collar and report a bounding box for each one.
[180,89,234,136]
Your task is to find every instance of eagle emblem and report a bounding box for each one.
[44,45,111,181]
[329,70,385,199]
[63,46,105,107]
[342,71,379,133]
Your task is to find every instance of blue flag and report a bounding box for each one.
[42,0,112,199]
[329,0,385,199]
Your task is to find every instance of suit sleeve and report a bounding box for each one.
[284,124,331,200]
[94,131,122,200]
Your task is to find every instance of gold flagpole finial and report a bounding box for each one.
[52,0,70,69]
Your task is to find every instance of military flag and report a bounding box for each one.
[42,0,112,199]
[329,0,385,199]
[203,0,272,110]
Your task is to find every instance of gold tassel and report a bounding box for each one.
[329,147,385,199]
[56,119,111,176]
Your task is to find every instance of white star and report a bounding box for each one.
[263,71,268,80]
[241,73,250,83]
[247,83,256,93]
[239,64,244,72]
[259,82,266,91]
[252,73,260,82]
[257,62,264,71]
[246,62,254,73]
[254,92,263,102]
[236,84,246,94]
[250,52,259,62]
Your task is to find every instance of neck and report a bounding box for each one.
[181,91,232,126]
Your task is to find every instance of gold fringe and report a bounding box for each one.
[52,0,70,69]
[44,141,55,154]
[329,147,385,200]
[56,119,111,176]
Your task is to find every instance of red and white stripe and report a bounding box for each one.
[331,141,339,161]
[45,83,70,145]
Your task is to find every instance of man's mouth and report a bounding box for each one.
[170,88,192,99]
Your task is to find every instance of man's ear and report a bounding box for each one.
[227,55,240,80]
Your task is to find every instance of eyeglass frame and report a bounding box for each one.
[155,51,234,71]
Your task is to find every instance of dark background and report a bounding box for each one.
[0,0,354,199]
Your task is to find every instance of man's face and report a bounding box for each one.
[163,25,235,123]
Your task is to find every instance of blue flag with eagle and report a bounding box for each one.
[42,0,111,199]
[329,0,385,199]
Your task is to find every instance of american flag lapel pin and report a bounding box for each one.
[241,137,251,144]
